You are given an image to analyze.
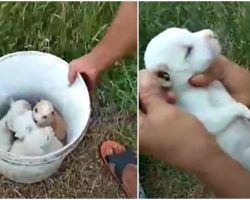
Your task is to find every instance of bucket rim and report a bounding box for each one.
[0,50,91,164]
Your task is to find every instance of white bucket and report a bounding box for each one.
[0,51,91,183]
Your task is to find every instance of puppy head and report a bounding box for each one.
[32,100,55,127]
[144,27,221,82]
[5,100,31,131]
[9,99,31,111]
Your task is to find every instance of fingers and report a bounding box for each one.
[164,90,176,104]
[189,73,215,87]
[68,61,96,95]
[68,62,77,85]
[139,69,169,113]
[189,56,231,87]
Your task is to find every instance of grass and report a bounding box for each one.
[139,2,250,198]
[0,2,136,198]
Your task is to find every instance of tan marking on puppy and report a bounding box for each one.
[32,100,67,144]
[152,64,172,88]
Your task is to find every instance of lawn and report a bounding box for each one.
[0,2,136,198]
[139,2,250,198]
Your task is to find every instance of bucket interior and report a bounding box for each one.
[0,51,91,150]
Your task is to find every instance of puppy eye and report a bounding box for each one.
[34,108,38,113]
[43,116,47,119]
[51,111,54,115]
[185,46,193,59]
[157,71,170,81]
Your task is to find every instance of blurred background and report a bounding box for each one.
[139,1,250,198]
[0,2,136,198]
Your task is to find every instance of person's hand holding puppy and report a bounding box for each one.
[191,55,250,107]
[139,69,250,198]
[139,69,219,173]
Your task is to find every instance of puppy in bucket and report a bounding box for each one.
[0,100,31,151]
[0,98,66,156]
[32,100,67,144]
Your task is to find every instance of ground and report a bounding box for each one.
[0,2,136,198]
[139,2,250,198]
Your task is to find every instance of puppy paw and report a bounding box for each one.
[236,103,250,119]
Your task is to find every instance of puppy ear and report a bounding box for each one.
[155,64,169,72]
[14,131,26,140]
[153,64,170,80]
[153,64,172,89]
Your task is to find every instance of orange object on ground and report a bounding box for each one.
[100,140,137,198]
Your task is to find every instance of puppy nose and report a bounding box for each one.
[34,119,37,123]
[203,30,217,40]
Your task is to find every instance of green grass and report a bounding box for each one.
[0,2,136,198]
[0,2,136,116]
[139,2,250,198]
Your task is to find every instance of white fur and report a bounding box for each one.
[144,27,250,170]
[0,119,13,151]
[33,99,67,143]
[32,100,54,127]
[0,99,31,151]
[10,126,63,156]
[12,110,37,139]
[42,135,64,154]
[4,99,31,132]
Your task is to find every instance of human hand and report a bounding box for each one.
[190,55,250,107]
[68,53,103,94]
[139,69,222,173]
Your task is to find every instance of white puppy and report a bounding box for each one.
[10,126,61,156]
[11,110,37,139]
[4,99,31,132]
[32,100,67,143]
[0,99,31,151]
[144,27,250,169]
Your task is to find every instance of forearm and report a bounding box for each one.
[197,151,250,198]
[90,2,137,71]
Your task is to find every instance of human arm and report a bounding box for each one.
[68,2,137,93]
[139,69,250,198]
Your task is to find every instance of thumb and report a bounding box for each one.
[139,69,169,113]
[189,72,215,87]
[189,56,229,87]
[68,64,77,85]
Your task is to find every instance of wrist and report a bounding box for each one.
[195,145,244,180]
[189,139,226,175]
[90,42,124,72]
[194,147,250,198]
[84,50,109,73]
[196,149,226,176]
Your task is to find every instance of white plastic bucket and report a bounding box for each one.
[0,51,91,183]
